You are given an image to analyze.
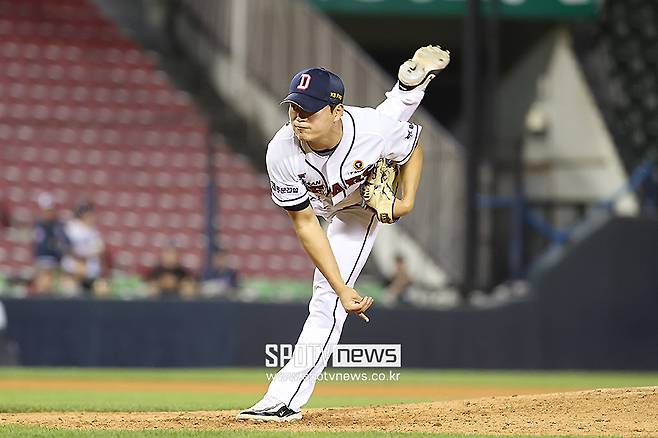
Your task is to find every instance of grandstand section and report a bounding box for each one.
[0,0,311,285]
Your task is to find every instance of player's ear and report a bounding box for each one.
[332,104,344,121]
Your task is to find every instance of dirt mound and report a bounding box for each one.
[2,387,656,435]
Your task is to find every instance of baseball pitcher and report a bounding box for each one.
[238,45,450,421]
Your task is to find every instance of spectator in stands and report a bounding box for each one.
[61,201,105,294]
[58,271,84,297]
[31,193,70,296]
[91,278,112,299]
[201,248,239,299]
[384,254,413,307]
[147,246,196,299]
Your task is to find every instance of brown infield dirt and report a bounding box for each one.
[1,387,657,436]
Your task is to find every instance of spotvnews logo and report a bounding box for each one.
[265,344,401,368]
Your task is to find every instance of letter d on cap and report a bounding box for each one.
[297,73,312,90]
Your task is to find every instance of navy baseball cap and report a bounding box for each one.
[281,67,345,113]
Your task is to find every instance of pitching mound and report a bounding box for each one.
[2,387,656,435]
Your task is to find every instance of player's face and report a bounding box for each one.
[289,104,340,142]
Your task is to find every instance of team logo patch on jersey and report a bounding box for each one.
[353,160,364,171]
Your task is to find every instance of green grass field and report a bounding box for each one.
[0,368,656,437]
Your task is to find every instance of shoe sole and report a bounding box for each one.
[399,61,444,89]
[236,412,302,422]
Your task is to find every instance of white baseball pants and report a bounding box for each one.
[265,208,379,411]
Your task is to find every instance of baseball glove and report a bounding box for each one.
[361,159,400,224]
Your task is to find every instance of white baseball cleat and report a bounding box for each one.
[398,45,451,91]
[236,396,302,422]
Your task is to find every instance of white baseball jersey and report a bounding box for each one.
[266,105,422,220]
